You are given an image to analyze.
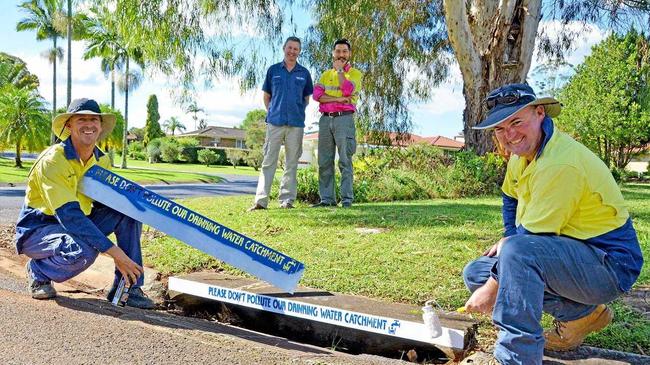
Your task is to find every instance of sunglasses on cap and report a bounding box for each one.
[485,90,536,110]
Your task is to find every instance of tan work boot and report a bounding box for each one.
[544,304,613,351]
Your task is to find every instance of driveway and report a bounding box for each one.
[0,175,258,224]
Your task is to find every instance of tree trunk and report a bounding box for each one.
[51,36,58,144]
[443,0,542,155]
[15,139,22,168]
[66,0,72,107]
[120,56,130,169]
[111,67,115,109]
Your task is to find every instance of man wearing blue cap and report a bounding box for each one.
[460,84,643,364]
[15,98,154,309]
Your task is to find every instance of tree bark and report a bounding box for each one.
[121,56,130,169]
[111,67,115,109]
[51,36,58,144]
[66,0,72,107]
[15,139,22,168]
[443,0,542,155]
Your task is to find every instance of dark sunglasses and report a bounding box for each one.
[485,90,536,110]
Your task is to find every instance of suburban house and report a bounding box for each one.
[179,126,247,149]
[300,131,465,166]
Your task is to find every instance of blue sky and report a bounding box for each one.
[0,1,607,138]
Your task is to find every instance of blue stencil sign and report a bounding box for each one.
[80,166,305,293]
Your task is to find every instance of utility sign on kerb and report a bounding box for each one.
[80,165,305,293]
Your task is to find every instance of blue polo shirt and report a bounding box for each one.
[262,61,313,127]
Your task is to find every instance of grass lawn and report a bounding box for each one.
[116,155,262,176]
[142,183,650,353]
[0,157,223,185]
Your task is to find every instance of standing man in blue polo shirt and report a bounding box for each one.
[249,36,314,211]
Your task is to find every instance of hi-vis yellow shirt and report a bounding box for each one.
[25,139,112,216]
[502,129,629,239]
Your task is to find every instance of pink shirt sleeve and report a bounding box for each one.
[313,84,325,101]
[340,79,354,97]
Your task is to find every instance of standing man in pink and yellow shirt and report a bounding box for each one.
[312,39,363,208]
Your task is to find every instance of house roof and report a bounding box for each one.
[304,131,465,150]
[420,135,465,149]
[180,126,246,139]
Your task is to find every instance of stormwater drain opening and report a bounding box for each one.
[173,293,450,363]
[166,275,477,363]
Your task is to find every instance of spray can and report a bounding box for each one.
[110,276,130,307]
[422,300,442,338]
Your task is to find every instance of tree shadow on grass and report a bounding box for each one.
[297,201,502,230]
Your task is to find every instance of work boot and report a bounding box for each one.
[26,262,56,300]
[107,285,156,309]
[544,304,613,351]
[459,352,500,365]
[29,279,57,300]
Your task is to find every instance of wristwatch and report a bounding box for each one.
[336,68,344,73]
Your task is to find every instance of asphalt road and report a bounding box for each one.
[0,269,396,365]
[0,176,257,224]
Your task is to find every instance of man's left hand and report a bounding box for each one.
[464,277,498,315]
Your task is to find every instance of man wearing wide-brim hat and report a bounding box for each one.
[15,98,154,309]
[458,84,643,364]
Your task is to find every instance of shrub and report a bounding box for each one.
[146,138,162,163]
[212,148,227,165]
[226,149,246,168]
[610,166,632,183]
[295,166,322,203]
[177,137,200,163]
[245,149,263,171]
[294,144,505,204]
[160,140,181,163]
[127,141,145,160]
[445,151,505,197]
[198,149,218,166]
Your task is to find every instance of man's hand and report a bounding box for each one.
[464,277,498,315]
[333,59,347,71]
[483,237,507,257]
[105,246,144,286]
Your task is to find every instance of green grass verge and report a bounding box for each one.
[0,157,223,185]
[141,183,650,353]
[116,155,262,176]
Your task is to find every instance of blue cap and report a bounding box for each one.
[473,83,561,130]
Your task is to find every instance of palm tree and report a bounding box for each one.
[0,86,50,168]
[186,101,204,131]
[162,117,186,136]
[16,0,65,139]
[117,54,144,169]
[82,5,143,169]
[64,0,89,107]
[82,6,125,110]
[0,52,40,90]
[66,0,71,106]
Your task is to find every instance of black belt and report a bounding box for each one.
[322,111,354,117]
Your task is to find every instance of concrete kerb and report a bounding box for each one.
[2,246,649,364]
